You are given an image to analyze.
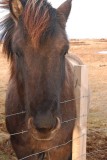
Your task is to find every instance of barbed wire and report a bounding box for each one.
[9,121,107,137]
[1,106,107,123]
[0,94,107,160]
[10,130,28,136]
[60,95,89,104]
[19,134,86,160]
[6,111,26,118]
[1,108,107,126]
[16,131,107,160]
[0,95,89,118]
[1,94,107,120]
[1,111,107,136]
[7,127,107,159]
[0,94,106,137]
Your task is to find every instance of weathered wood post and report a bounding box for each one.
[72,65,89,160]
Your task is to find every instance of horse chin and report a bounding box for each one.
[28,117,61,141]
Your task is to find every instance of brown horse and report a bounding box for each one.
[0,0,82,159]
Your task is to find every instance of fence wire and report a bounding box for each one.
[4,95,89,118]
[3,130,106,160]
[2,95,107,120]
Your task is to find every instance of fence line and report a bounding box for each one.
[10,130,28,136]
[13,128,107,160]
[8,127,107,138]
[6,111,26,118]
[1,106,107,123]
[1,95,89,118]
[9,123,107,137]
[7,127,107,159]
[1,95,107,120]
[19,134,86,160]
[1,105,107,122]
[1,109,107,129]
[0,94,106,138]
[10,115,107,136]
[60,95,89,104]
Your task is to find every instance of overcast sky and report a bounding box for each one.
[0,0,107,39]
[49,0,107,39]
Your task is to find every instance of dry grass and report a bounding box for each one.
[0,39,107,159]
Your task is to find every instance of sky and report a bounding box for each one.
[0,0,107,39]
[49,0,107,39]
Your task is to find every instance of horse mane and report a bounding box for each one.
[0,0,57,59]
[0,0,15,59]
[24,0,57,47]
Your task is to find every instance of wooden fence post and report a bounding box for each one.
[72,65,89,160]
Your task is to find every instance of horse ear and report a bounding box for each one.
[9,0,23,22]
[57,0,72,22]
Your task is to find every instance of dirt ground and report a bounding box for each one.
[0,39,107,159]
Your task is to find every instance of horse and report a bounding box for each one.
[0,0,83,159]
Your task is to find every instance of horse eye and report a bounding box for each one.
[16,52,20,57]
[63,49,68,56]
[15,50,23,57]
[62,46,69,56]
[64,51,67,55]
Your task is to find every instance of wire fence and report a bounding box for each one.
[0,94,107,160]
[0,65,107,160]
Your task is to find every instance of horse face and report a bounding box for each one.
[7,0,72,139]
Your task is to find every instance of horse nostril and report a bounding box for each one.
[28,117,61,134]
[36,127,52,133]
[30,111,57,133]
[36,117,61,134]
[28,117,53,132]
[35,118,56,133]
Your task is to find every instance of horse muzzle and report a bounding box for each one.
[28,117,61,141]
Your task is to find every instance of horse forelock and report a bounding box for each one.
[23,0,57,47]
[0,0,57,59]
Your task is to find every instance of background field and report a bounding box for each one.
[0,39,107,159]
